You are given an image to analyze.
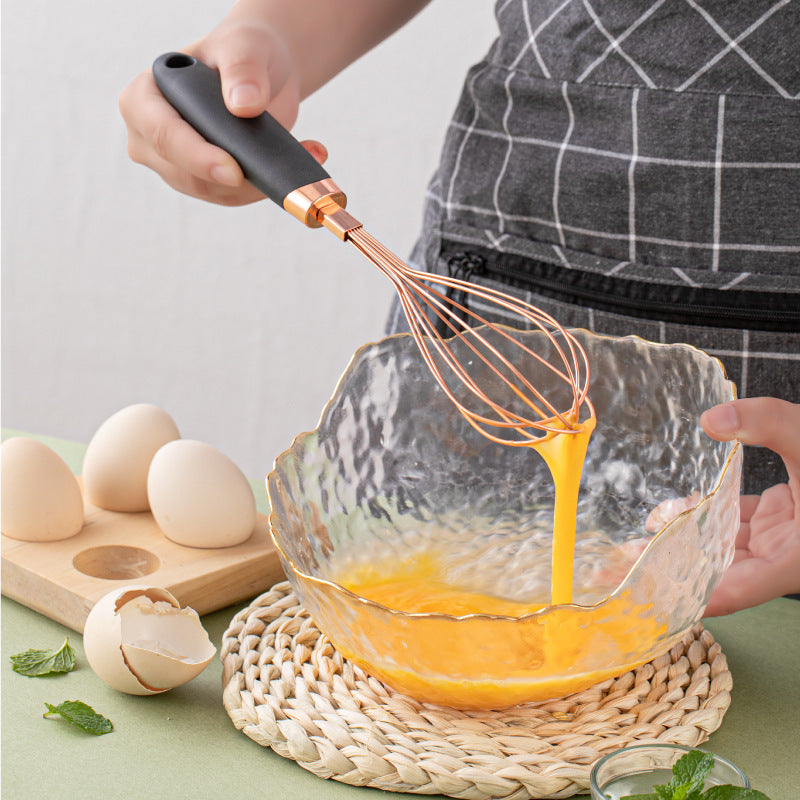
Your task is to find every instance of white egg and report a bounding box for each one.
[147,440,256,548]
[1,437,84,541]
[82,403,180,512]
[83,585,216,695]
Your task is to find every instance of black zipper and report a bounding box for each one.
[445,252,485,325]
[444,246,800,333]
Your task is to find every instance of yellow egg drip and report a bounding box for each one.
[530,413,596,605]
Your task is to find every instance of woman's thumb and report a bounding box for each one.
[220,57,272,118]
[702,397,800,475]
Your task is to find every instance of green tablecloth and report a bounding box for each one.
[2,432,798,799]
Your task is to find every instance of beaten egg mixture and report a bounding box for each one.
[333,416,664,707]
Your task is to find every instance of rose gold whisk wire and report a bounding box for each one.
[377,253,570,425]
[346,227,594,445]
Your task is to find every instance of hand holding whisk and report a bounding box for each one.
[153,53,594,445]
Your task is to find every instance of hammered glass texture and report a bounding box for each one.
[267,329,741,707]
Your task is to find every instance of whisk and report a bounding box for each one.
[153,54,593,446]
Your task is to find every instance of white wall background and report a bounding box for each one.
[2,1,497,478]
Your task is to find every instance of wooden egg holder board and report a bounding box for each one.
[1,485,286,633]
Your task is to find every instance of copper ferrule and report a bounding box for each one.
[283,179,362,241]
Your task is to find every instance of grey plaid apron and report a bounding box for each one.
[386,0,800,494]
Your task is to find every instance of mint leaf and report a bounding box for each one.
[668,751,716,799]
[622,789,772,800]
[10,637,76,676]
[619,749,774,800]
[43,700,113,735]
[702,788,772,800]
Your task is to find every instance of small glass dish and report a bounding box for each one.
[590,744,750,799]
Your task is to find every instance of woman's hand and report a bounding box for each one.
[702,397,800,616]
[119,0,430,206]
[118,14,325,206]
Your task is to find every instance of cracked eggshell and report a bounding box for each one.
[83,585,216,695]
[0,437,84,541]
[82,404,180,512]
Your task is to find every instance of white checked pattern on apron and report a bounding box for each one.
[386,0,800,494]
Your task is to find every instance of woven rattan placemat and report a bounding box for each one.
[220,582,732,799]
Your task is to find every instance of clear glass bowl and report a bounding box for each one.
[590,744,749,799]
[267,329,741,709]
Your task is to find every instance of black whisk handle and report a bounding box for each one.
[152,52,331,207]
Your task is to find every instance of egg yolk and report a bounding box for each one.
[333,413,664,707]
[339,550,665,707]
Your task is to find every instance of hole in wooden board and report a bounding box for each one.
[73,546,161,580]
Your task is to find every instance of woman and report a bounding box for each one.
[119,0,800,613]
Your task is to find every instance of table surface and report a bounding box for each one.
[2,431,798,800]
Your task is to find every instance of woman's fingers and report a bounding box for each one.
[195,22,286,119]
[703,552,798,616]
[120,68,266,204]
[121,71,240,183]
[120,18,328,206]
[120,72,326,204]
[299,139,328,165]
[702,397,800,477]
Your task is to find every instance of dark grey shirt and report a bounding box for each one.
[387,0,800,493]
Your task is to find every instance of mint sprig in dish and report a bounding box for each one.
[621,750,771,800]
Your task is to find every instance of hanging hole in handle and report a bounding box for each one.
[164,53,195,69]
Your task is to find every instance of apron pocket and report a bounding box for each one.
[441,241,800,333]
